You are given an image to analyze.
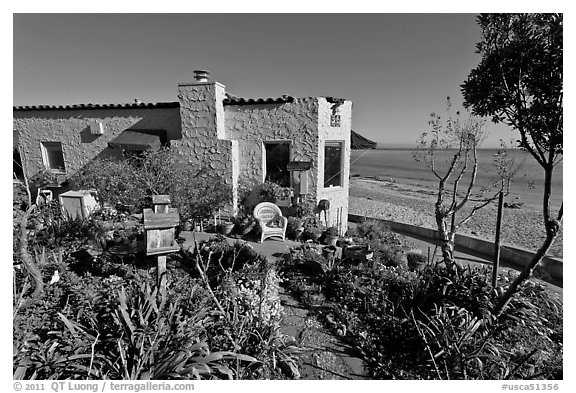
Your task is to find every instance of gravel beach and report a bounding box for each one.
[349,177,563,258]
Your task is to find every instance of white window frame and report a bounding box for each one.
[41,142,66,174]
[324,140,344,188]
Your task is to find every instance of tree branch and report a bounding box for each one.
[448,135,468,214]
[455,198,493,231]
[499,63,546,167]
[454,146,478,214]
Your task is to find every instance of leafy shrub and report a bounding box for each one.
[406,252,428,271]
[13,250,280,379]
[286,217,303,240]
[406,252,427,265]
[238,180,293,213]
[70,148,232,220]
[347,220,403,258]
[303,222,324,241]
[292,200,316,220]
[181,238,293,379]
[347,220,392,241]
[280,246,562,380]
[70,158,143,210]
[28,206,105,252]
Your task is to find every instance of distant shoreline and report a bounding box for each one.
[350,149,563,211]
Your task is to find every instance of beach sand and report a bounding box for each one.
[349,177,563,258]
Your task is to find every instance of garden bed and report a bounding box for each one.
[278,221,563,380]
[13,193,299,379]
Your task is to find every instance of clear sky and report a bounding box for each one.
[14,13,521,147]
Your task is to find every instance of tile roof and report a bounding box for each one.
[13,102,180,111]
[223,94,295,106]
[13,95,345,112]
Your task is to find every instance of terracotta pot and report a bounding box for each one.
[346,245,373,261]
[218,223,235,235]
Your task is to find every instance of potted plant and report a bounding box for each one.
[217,218,235,236]
[235,215,256,236]
[275,187,294,208]
[304,222,324,242]
[287,217,304,240]
[345,244,374,262]
[323,226,339,246]
[407,251,427,271]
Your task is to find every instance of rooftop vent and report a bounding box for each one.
[193,70,210,83]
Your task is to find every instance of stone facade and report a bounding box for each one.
[13,76,352,231]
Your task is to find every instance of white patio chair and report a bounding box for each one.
[253,202,287,243]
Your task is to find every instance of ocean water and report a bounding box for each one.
[350,149,563,209]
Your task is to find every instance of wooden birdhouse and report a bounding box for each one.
[151,194,171,213]
[143,195,180,256]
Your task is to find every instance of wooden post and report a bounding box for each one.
[143,195,179,299]
[492,192,504,288]
[157,255,167,295]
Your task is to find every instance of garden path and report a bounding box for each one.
[178,231,367,380]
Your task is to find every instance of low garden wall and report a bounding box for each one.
[348,214,563,287]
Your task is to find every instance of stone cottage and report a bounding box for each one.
[13,70,352,231]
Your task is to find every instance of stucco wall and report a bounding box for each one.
[316,98,352,233]
[173,82,236,210]
[13,107,181,179]
[14,81,352,229]
[224,99,319,192]
[225,97,351,232]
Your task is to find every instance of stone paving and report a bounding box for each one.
[178,230,367,379]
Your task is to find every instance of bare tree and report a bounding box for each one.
[414,99,515,270]
[13,150,44,311]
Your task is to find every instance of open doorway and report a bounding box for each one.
[264,142,290,187]
[13,148,24,181]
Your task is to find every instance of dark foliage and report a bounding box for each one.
[280,241,562,379]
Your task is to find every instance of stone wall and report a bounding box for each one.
[13,107,181,179]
